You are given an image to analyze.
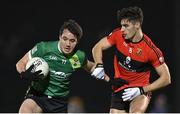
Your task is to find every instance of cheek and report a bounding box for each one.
[71,43,77,48]
[60,41,65,48]
[128,29,134,35]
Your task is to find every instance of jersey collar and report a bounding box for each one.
[58,41,62,53]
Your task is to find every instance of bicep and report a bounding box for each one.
[155,63,170,78]
[94,36,113,50]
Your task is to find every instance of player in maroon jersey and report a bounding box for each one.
[91,6,171,113]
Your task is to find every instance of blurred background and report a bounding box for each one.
[0,0,179,112]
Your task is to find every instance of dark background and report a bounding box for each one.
[0,0,179,112]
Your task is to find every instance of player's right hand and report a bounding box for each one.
[20,65,43,81]
[91,63,105,80]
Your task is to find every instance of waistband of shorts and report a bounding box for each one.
[29,87,68,100]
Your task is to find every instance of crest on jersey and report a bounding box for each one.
[136,48,142,56]
[69,54,81,69]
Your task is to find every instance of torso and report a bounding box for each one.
[29,41,86,97]
[107,28,164,92]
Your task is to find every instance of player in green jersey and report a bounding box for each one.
[16,19,128,113]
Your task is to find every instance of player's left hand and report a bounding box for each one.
[122,87,145,101]
[109,78,129,88]
[91,63,105,80]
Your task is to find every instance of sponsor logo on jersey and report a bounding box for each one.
[118,61,136,72]
[123,56,132,68]
[51,70,71,79]
[49,55,58,60]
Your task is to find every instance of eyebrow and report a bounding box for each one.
[121,24,128,26]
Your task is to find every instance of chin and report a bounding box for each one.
[63,50,72,55]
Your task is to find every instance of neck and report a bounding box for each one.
[131,29,143,43]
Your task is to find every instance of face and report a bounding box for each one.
[120,19,139,40]
[59,29,78,55]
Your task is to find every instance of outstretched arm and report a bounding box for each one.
[90,36,112,81]
[92,36,112,64]
[90,36,112,80]
[90,37,129,86]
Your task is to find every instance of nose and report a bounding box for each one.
[66,40,71,46]
[121,26,125,32]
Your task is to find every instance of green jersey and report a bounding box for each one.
[28,41,87,97]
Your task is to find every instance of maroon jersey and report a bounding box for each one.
[107,28,165,92]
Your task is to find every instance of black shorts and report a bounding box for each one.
[110,88,151,112]
[110,89,130,112]
[25,87,68,113]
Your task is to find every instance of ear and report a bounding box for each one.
[135,22,141,28]
[59,35,61,40]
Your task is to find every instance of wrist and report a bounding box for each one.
[139,87,145,94]
[96,63,103,67]
[104,75,110,82]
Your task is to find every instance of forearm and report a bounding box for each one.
[16,52,29,73]
[143,63,171,93]
[92,44,103,64]
[16,61,26,73]
[92,37,111,64]
[143,74,171,93]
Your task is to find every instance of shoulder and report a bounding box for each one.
[143,34,159,49]
[37,41,58,46]
[35,41,58,50]
[143,34,164,62]
[112,27,121,33]
[76,50,86,57]
[108,27,122,36]
[107,27,122,44]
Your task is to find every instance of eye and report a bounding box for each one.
[122,24,128,28]
[70,39,76,43]
[62,36,68,41]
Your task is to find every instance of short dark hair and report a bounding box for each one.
[117,6,143,26]
[59,19,83,41]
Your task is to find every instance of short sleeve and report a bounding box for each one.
[107,28,121,45]
[29,42,45,58]
[149,47,165,68]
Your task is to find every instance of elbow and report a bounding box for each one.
[92,44,97,53]
[16,61,25,74]
[16,62,21,73]
[165,74,171,86]
[16,62,19,71]
[167,76,171,85]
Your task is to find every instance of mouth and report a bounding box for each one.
[64,47,71,52]
[65,48,70,51]
[122,34,127,38]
